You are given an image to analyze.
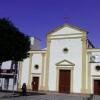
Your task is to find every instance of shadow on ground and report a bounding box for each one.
[0,91,46,99]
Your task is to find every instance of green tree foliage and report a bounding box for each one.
[0,18,30,63]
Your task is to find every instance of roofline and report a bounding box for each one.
[87,39,95,48]
[87,48,100,52]
[47,24,88,34]
[28,50,46,53]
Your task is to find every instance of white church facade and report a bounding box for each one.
[19,24,100,95]
[1,24,100,95]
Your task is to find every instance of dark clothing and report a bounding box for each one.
[22,83,27,96]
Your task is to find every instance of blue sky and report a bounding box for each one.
[0,0,100,48]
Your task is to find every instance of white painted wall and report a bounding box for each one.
[20,36,41,87]
[21,58,30,86]
[31,53,46,90]
[31,54,42,74]
[90,52,100,76]
[90,51,100,93]
[91,63,100,76]
[48,37,82,93]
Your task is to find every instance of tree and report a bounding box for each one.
[0,18,30,64]
[0,18,30,93]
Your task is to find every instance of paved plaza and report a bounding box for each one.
[0,92,100,100]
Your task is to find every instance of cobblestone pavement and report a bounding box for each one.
[0,92,100,100]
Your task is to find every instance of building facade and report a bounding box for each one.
[9,24,100,94]
[0,61,18,91]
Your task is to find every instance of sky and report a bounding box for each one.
[0,0,100,48]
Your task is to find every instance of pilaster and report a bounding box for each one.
[81,33,87,93]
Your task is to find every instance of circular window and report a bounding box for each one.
[34,65,39,69]
[63,48,68,53]
[95,65,100,71]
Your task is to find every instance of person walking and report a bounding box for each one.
[22,83,27,96]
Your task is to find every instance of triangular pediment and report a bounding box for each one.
[56,59,75,66]
[48,24,87,35]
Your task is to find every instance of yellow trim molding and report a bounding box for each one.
[48,24,87,34]
[87,52,92,93]
[56,59,75,66]
[31,74,41,91]
[81,32,87,93]
[45,34,51,90]
[27,53,33,89]
[18,61,23,90]
[40,53,45,90]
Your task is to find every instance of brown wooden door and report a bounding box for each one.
[94,80,100,95]
[59,70,70,93]
[32,77,39,91]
